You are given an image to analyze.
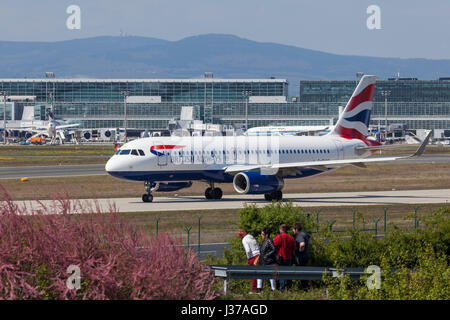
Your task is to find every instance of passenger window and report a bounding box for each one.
[131,149,139,156]
[120,149,130,155]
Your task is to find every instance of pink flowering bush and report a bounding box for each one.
[0,186,218,300]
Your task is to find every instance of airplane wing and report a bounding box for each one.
[224,130,432,175]
[55,124,80,130]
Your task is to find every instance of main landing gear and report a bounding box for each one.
[205,182,223,200]
[142,181,154,203]
[264,190,283,201]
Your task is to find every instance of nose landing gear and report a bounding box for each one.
[205,182,223,200]
[142,181,154,202]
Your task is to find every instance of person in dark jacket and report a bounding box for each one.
[292,222,311,289]
[292,222,311,266]
[260,227,277,291]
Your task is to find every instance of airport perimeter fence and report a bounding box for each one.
[150,206,423,257]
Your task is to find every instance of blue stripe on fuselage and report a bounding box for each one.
[107,170,234,182]
[107,168,330,182]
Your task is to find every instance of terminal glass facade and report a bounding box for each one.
[299,79,450,103]
[0,78,449,131]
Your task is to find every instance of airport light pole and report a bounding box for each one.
[242,90,252,131]
[381,90,391,139]
[356,72,364,85]
[1,91,7,145]
[120,91,129,142]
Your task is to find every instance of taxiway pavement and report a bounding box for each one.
[16,189,450,213]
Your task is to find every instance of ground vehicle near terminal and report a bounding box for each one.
[105,76,431,202]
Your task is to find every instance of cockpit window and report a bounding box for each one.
[138,149,145,156]
[115,150,121,155]
[120,149,131,155]
[131,149,139,156]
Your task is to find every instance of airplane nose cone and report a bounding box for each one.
[105,157,120,173]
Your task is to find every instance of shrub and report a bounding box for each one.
[208,201,450,299]
[238,201,316,238]
[0,186,218,300]
[325,245,450,300]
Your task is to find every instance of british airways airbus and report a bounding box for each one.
[105,75,431,202]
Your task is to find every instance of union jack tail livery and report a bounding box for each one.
[331,75,377,139]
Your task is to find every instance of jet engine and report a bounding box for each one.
[233,171,284,194]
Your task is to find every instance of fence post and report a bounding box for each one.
[316,210,321,233]
[383,208,388,233]
[185,226,192,248]
[328,220,336,232]
[414,207,419,229]
[198,216,202,254]
[373,218,381,236]
[352,210,356,228]
[154,217,161,235]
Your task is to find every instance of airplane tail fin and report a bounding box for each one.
[330,75,377,139]
[21,106,35,121]
[46,110,55,121]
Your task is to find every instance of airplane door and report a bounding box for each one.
[334,140,344,160]
[158,150,168,166]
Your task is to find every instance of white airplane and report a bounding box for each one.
[25,111,79,144]
[246,124,334,136]
[6,108,79,144]
[105,75,431,202]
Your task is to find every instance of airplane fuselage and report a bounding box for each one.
[105,135,370,183]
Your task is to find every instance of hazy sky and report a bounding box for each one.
[1,0,449,59]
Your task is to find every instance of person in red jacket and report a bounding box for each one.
[273,224,296,291]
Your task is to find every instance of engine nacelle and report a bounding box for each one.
[151,181,193,192]
[233,171,284,195]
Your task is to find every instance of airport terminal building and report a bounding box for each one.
[1,76,449,137]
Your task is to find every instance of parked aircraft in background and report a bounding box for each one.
[246,124,333,136]
[105,75,431,202]
[6,108,79,144]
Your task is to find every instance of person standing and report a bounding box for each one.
[293,222,311,289]
[260,227,277,291]
[238,229,263,293]
[273,224,295,292]
[292,222,311,266]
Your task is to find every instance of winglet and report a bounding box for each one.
[410,130,432,158]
